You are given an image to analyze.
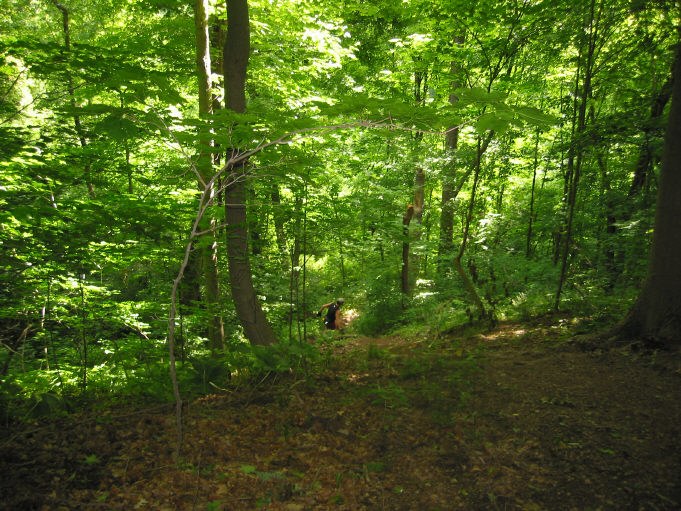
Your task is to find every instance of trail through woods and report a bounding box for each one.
[2,316,681,510]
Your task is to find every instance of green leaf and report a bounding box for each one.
[456,87,508,105]
[96,115,140,141]
[240,464,257,474]
[84,454,100,465]
[475,112,511,133]
[514,106,558,128]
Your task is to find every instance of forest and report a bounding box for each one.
[1,0,681,509]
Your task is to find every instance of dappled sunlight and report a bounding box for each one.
[479,327,527,341]
[339,307,359,328]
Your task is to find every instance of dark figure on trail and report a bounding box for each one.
[318,298,344,330]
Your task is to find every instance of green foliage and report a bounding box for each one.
[364,383,409,409]
[0,0,672,419]
[187,356,233,394]
[250,342,321,375]
[355,272,404,336]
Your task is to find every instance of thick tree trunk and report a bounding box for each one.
[224,0,249,113]
[223,0,276,345]
[224,165,277,345]
[610,41,681,346]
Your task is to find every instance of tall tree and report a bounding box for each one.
[438,40,466,276]
[554,0,600,310]
[607,37,681,346]
[194,0,225,353]
[223,0,276,345]
[51,1,94,198]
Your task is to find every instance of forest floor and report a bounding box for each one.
[2,314,681,510]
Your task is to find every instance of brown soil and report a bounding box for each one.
[1,316,680,510]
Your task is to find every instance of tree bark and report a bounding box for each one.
[223,0,276,345]
[609,40,681,346]
[194,0,225,353]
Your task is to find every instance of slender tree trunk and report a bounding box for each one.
[453,135,490,320]
[223,0,276,345]
[119,93,134,194]
[52,1,94,198]
[526,130,540,258]
[408,167,425,292]
[628,74,673,198]
[555,0,599,310]
[125,142,133,194]
[332,196,347,290]
[401,204,414,296]
[79,274,87,390]
[288,194,303,334]
[271,185,290,272]
[194,0,225,353]
[249,188,264,256]
[168,183,218,457]
[595,136,617,289]
[439,42,464,273]
[403,70,427,295]
[301,178,309,343]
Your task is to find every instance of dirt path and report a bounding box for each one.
[453,323,681,510]
[1,317,680,510]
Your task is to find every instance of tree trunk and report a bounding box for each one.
[596,147,618,289]
[610,40,681,346]
[526,130,539,258]
[401,204,414,296]
[332,195,347,290]
[628,74,673,199]
[555,0,599,310]
[288,193,303,337]
[194,0,225,353]
[403,70,427,295]
[453,135,490,320]
[52,1,95,198]
[271,185,290,272]
[438,41,464,274]
[223,0,276,345]
[407,167,425,293]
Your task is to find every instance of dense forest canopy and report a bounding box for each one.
[1,0,679,411]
